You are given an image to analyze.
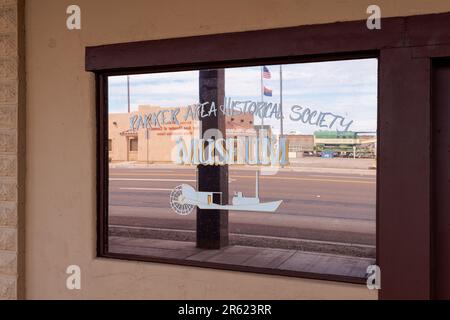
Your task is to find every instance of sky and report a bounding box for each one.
[108,58,378,135]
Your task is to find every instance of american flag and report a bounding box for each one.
[264,86,273,97]
[263,66,271,79]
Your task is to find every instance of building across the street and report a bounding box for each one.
[286,134,315,158]
[109,109,378,163]
[109,105,256,163]
[313,131,377,158]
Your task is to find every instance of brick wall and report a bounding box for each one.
[0,0,24,300]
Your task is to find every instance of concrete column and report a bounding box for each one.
[0,0,24,300]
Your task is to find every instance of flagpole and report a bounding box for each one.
[258,67,264,193]
[280,65,283,138]
[127,75,131,114]
[261,66,264,126]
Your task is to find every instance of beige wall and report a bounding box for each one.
[24,0,450,299]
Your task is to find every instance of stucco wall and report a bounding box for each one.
[25,0,450,299]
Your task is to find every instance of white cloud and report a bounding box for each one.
[108,59,378,133]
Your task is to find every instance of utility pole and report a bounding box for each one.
[280,65,284,137]
[127,75,131,113]
[261,66,264,126]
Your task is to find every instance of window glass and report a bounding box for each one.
[107,59,377,279]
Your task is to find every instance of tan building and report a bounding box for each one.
[286,134,315,155]
[109,105,255,163]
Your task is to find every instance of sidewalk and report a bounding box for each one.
[109,205,376,257]
[110,157,377,176]
[109,236,374,283]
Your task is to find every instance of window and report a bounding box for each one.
[102,58,377,283]
[86,12,450,298]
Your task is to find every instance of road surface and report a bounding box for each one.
[108,166,376,247]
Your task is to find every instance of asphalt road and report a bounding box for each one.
[108,166,376,246]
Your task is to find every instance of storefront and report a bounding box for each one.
[1,0,450,300]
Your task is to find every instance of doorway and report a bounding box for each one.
[127,137,138,161]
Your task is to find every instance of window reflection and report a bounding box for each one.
[107,59,377,280]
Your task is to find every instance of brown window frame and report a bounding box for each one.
[87,12,450,299]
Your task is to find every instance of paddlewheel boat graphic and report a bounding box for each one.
[169,171,282,215]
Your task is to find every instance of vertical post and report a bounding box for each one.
[279,65,285,168]
[146,128,149,165]
[127,75,131,113]
[255,171,259,199]
[279,65,284,137]
[197,69,229,249]
[378,48,431,299]
[261,67,264,126]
